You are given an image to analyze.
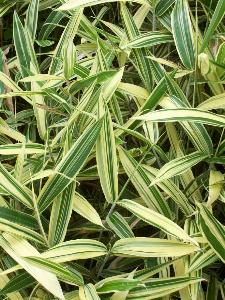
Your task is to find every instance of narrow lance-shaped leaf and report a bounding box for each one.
[79,284,100,300]
[107,212,134,239]
[57,0,150,11]
[134,108,225,127]
[0,233,64,300]
[0,163,33,208]
[48,182,75,247]
[37,119,103,212]
[96,101,118,203]
[118,199,197,244]
[150,151,208,185]
[42,239,108,263]
[197,203,225,264]
[25,0,39,41]
[118,147,171,218]
[171,0,195,69]
[111,238,199,258]
[201,0,225,51]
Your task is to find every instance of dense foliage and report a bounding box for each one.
[0,0,225,299]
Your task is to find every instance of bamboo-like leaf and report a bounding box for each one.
[150,151,207,185]
[37,119,103,212]
[48,182,75,247]
[124,32,173,49]
[25,0,39,41]
[188,246,218,273]
[201,0,225,51]
[79,284,100,300]
[198,93,225,111]
[24,256,84,286]
[118,199,197,244]
[0,143,45,155]
[127,276,203,299]
[42,239,108,263]
[134,108,225,127]
[197,203,225,263]
[118,147,171,218]
[0,233,64,300]
[0,207,44,244]
[155,0,175,16]
[96,103,118,203]
[57,0,150,10]
[49,9,83,74]
[96,277,141,293]
[107,212,134,238]
[0,163,33,208]
[171,0,195,69]
[63,40,76,80]
[73,192,103,227]
[111,238,199,257]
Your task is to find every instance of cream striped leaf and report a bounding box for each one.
[197,203,225,263]
[0,163,33,208]
[0,143,45,155]
[42,239,108,263]
[171,0,195,69]
[188,246,218,273]
[0,233,64,300]
[150,151,207,185]
[118,199,197,244]
[111,238,199,258]
[96,104,118,203]
[118,147,171,218]
[57,0,150,10]
[107,212,134,238]
[127,276,203,300]
[73,192,103,227]
[124,32,173,49]
[79,284,100,300]
[37,119,103,212]
[134,108,225,127]
[24,257,84,286]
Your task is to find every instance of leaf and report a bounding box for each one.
[73,192,103,227]
[25,0,39,41]
[42,239,108,263]
[0,207,44,244]
[37,119,103,212]
[171,0,195,69]
[111,238,199,258]
[118,147,171,218]
[124,31,173,49]
[134,108,225,127]
[96,277,141,293]
[118,199,197,244]
[79,284,100,300]
[57,0,150,10]
[0,233,64,300]
[96,104,118,203]
[24,256,84,286]
[207,170,224,206]
[197,93,225,111]
[107,212,134,238]
[0,163,33,208]
[150,151,208,185]
[127,276,203,299]
[197,203,225,264]
[188,246,218,273]
[48,183,75,247]
[201,0,225,51]
[0,143,45,155]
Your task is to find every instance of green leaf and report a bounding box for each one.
[24,256,84,286]
[0,163,33,208]
[0,233,64,300]
[124,32,173,49]
[134,108,225,127]
[118,199,197,244]
[107,212,134,238]
[79,283,100,300]
[37,119,103,212]
[96,277,141,293]
[112,238,199,258]
[42,239,108,263]
[150,151,207,185]
[171,0,195,69]
[201,0,225,51]
[197,203,225,264]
